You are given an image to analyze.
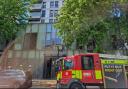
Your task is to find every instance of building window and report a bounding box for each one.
[50,1,54,8]
[42,10,45,17]
[50,10,54,17]
[46,33,51,41]
[41,19,45,23]
[43,2,46,8]
[46,24,52,46]
[46,35,52,46]
[55,1,59,8]
[54,19,58,23]
[49,19,54,23]
[23,33,37,50]
[54,10,58,17]
[47,24,52,32]
[64,59,73,70]
[62,1,64,5]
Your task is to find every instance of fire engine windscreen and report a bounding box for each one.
[64,59,73,70]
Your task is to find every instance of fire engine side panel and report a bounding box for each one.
[93,54,103,83]
[57,54,103,86]
[74,55,81,70]
[72,55,82,79]
[80,54,94,83]
[57,71,62,80]
[80,53,103,84]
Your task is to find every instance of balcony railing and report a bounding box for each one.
[30,3,42,10]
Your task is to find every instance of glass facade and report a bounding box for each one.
[45,24,61,46]
[49,19,54,23]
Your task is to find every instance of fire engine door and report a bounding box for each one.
[81,56,95,83]
[62,59,73,82]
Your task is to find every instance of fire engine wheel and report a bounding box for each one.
[70,83,84,89]
[13,82,20,89]
[99,85,104,89]
[56,83,62,89]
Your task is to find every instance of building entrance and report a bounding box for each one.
[43,56,57,79]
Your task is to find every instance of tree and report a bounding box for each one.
[0,0,36,43]
[55,0,128,52]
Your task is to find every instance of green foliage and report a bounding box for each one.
[55,0,128,52]
[0,0,34,42]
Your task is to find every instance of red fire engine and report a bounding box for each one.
[55,53,104,89]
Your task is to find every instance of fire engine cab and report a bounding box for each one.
[55,53,104,89]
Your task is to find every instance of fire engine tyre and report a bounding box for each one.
[99,85,104,89]
[13,82,20,89]
[56,83,62,89]
[70,83,85,89]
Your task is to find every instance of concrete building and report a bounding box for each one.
[4,23,66,79]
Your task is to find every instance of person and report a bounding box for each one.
[25,65,32,88]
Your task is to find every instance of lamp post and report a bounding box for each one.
[112,2,122,50]
[112,2,121,36]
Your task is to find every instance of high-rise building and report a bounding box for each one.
[29,0,64,46]
[29,0,64,23]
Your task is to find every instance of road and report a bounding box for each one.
[31,85,100,89]
[31,86,100,89]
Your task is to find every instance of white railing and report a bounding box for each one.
[99,53,128,59]
[30,4,42,10]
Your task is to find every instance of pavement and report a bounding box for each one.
[31,80,56,88]
[31,80,100,89]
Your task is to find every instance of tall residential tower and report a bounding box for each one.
[29,0,64,23]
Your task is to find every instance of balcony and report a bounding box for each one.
[30,12,41,19]
[29,12,41,23]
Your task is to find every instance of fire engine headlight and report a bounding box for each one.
[83,73,91,76]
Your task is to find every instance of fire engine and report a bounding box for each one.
[55,53,128,89]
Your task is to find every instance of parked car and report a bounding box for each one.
[0,69,32,89]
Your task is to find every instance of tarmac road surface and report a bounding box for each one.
[31,86,100,89]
